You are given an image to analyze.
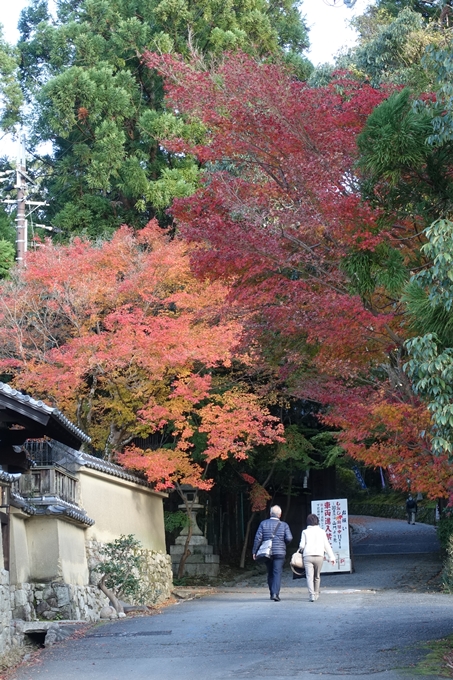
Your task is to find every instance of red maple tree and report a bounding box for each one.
[144,51,449,498]
[0,222,284,490]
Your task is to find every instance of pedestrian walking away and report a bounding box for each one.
[299,513,336,602]
[406,496,418,524]
[253,505,292,601]
[406,495,418,525]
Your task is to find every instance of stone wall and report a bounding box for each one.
[0,542,172,657]
[0,570,11,655]
[9,582,108,624]
[32,583,107,621]
[0,582,108,656]
[86,540,173,605]
[136,549,173,604]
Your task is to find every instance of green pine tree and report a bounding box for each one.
[14,0,311,238]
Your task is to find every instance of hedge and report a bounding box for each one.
[349,502,436,525]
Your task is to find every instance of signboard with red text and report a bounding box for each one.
[311,498,352,573]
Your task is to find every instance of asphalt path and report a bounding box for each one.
[351,515,440,555]
[8,516,452,680]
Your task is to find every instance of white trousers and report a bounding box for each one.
[304,555,324,597]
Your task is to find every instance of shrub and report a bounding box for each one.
[92,534,143,601]
[442,533,453,593]
[437,510,453,551]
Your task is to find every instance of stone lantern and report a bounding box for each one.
[169,487,219,578]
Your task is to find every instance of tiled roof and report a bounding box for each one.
[11,490,95,525]
[0,470,19,484]
[0,383,91,444]
[80,452,152,488]
[10,491,36,515]
[44,440,154,489]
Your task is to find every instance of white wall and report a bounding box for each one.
[80,468,167,552]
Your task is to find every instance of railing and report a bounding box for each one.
[24,440,55,466]
[16,465,78,505]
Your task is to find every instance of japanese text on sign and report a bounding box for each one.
[311,498,351,573]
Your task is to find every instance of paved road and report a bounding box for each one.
[10,589,452,680]
[351,515,440,555]
[8,516,451,680]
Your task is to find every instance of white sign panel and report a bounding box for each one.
[311,498,351,573]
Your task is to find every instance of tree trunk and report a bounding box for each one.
[239,462,277,568]
[176,483,196,579]
[283,474,293,521]
[239,511,256,569]
[98,575,124,614]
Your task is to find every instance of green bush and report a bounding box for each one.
[92,534,143,601]
[349,499,436,525]
[336,467,363,498]
[437,510,453,550]
[164,510,189,534]
[442,533,453,593]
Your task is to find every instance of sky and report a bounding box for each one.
[1,0,369,64]
[0,0,370,157]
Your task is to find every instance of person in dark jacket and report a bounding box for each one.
[406,496,418,525]
[252,505,293,601]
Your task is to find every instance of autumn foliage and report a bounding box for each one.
[143,51,451,498]
[144,51,392,375]
[1,50,451,500]
[0,222,283,489]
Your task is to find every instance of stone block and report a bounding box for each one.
[42,611,57,620]
[179,563,219,578]
[37,601,51,615]
[204,554,220,564]
[55,587,70,607]
[13,605,29,621]
[184,554,207,564]
[42,585,55,601]
[170,543,212,556]
[175,535,208,546]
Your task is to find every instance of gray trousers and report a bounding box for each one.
[304,555,324,597]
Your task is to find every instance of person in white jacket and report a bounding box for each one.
[299,513,336,602]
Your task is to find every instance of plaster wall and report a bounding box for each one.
[9,513,30,584]
[26,517,88,585]
[80,469,166,552]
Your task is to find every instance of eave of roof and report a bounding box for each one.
[10,490,95,525]
[80,452,155,488]
[0,382,91,446]
[0,470,19,484]
[49,441,161,492]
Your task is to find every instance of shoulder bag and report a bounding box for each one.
[256,520,281,561]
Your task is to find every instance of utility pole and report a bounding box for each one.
[15,131,27,266]
[1,131,48,265]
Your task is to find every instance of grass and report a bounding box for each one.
[411,635,453,677]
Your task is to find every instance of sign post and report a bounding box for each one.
[311,498,352,573]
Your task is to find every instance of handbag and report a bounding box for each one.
[255,520,281,561]
[290,551,304,569]
[290,549,305,579]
